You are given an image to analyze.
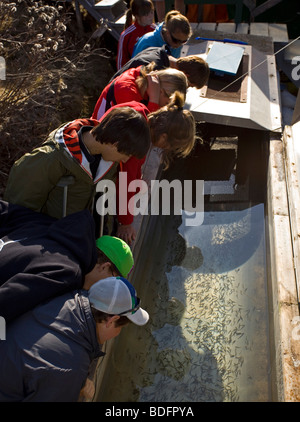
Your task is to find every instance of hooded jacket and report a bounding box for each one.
[0,289,103,402]
[112,45,171,81]
[4,119,118,220]
[0,200,98,322]
[92,66,160,121]
[132,22,182,58]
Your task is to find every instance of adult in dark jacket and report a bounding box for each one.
[0,276,149,402]
[112,45,171,81]
[0,200,134,322]
[111,45,210,89]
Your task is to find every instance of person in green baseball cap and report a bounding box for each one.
[82,235,134,290]
[79,236,135,400]
[96,235,134,278]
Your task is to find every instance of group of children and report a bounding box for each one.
[0,1,210,402]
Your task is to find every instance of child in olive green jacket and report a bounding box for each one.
[4,107,150,220]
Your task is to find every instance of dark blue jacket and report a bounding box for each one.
[110,45,171,82]
[0,200,98,322]
[0,289,103,402]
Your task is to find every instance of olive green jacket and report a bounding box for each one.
[4,120,118,219]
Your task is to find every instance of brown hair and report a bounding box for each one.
[177,56,210,89]
[164,11,192,38]
[136,64,188,100]
[96,249,121,276]
[125,0,154,29]
[147,91,195,168]
[91,307,131,327]
[91,106,150,159]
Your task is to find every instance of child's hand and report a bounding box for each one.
[79,378,95,401]
[116,223,136,246]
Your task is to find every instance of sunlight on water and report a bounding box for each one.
[139,205,270,402]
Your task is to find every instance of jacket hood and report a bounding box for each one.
[106,100,150,120]
[50,290,103,360]
[54,118,115,182]
[0,289,103,402]
[155,22,164,37]
[56,118,98,162]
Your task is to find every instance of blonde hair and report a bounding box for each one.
[147,91,196,168]
[136,63,188,100]
[164,10,192,38]
[124,0,154,29]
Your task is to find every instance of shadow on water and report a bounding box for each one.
[96,125,272,402]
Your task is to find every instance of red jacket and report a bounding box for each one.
[92,66,159,121]
[97,101,151,226]
[117,22,155,70]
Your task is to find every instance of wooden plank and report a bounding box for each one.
[250,22,269,37]
[236,22,249,34]
[267,137,300,402]
[216,22,236,33]
[95,0,122,9]
[198,22,217,31]
[278,304,300,401]
[268,23,288,42]
[114,13,126,25]
[283,124,300,300]
[267,138,298,304]
[190,22,199,33]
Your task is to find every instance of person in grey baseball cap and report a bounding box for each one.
[0,276,148,402]
[89,276,149,328]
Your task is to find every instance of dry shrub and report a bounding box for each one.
[0,0,115,197]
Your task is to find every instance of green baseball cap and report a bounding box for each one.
[95,236,134,278]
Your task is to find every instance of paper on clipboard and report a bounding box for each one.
[206,42,245,75]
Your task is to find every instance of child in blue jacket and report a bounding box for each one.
[133,10,192,58]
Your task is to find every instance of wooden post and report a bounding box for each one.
[75,0,84,35]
